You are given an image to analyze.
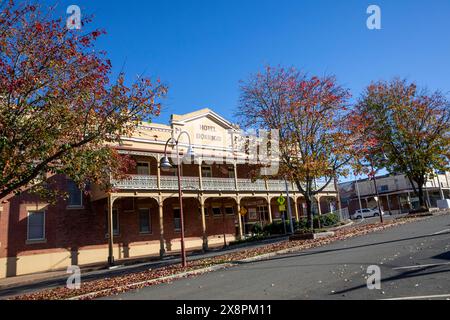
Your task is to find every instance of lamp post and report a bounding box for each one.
[368,157,383,224]
[284,179,294,234]
[160,131,195,268]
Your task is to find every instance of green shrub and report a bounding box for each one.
[261,213,339,236]
[319,213,340,227]
[294,213,340,231]
[263,220,293,235]
[251,223,264,235]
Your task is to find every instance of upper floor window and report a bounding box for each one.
[67,179,82,208]
[379,185,389,192]
[136,162,151,175]
[27,211,45,241]
[202,165,212,178]
[227,166,235,179]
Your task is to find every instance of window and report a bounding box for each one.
[136,162,150,175]
[173,207,181,231]
[202,165,212,178]
[227,166,235,179]
[225,206,234,215]
[379,185,389,192]
[67,179,82,207]
[27,211,45,241]
[249,208,257,220]
[139,208,151,234]
[106,209,119,236]
[257,206,268,219]
[212,207,222,217]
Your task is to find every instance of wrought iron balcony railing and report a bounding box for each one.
[112,175,336,193]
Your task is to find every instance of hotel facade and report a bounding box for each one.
[0,109,338,279]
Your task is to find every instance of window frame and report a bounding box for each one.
[212,206,222,218]
[138,208,152,234]
[173,207,181,232]
[201,165,213,178]
[227,166,235,179]
[27,211,46,242]
[66,179,83,209]
[225,206,235,216]
[136,161,151,176]
[248,207,258,220]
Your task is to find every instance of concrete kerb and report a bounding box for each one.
[68,263,233,300]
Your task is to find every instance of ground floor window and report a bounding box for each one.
[173,207,181,231]
[225,206,234,215]
[248,208,257,220]
[27,211,45,241]
[257,206,268,221]
[212,206,222,217]
[139,208,152,234]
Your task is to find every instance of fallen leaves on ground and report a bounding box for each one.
[11,217,423,300]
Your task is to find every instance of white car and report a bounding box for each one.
[354,208,385,219]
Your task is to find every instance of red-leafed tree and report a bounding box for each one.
[236,66,354,230]
[0,1,167,200]
[350,78,450,210]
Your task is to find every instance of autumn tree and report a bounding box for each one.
[236,66,353,230]
[0,1,167,200]
[351,78,450,210]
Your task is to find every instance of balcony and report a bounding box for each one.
[112,175,336,193]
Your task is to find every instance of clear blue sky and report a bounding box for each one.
[48,0,450,180]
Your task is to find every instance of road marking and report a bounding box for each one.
[393,262,450,270]
[432,229,450,235]
[383,294,450,300]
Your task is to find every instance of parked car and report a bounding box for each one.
[353,208,385,219]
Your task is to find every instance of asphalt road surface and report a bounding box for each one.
[103,214,450,300]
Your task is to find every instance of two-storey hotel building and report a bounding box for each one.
[0,108,338,278]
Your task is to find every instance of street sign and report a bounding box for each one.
[239,207,248,216]
[277,196,286,206]
[278,204,286,212]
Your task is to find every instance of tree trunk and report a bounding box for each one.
[305,195,314,231]
[417,182,427,209]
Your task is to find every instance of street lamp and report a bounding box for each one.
[161,131,195,268]
[368,156,384,224]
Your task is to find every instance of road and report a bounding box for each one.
[103,214,450,300]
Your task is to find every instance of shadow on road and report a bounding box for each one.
[231,231,450,268]
[331,264,450,296]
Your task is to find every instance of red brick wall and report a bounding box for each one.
[0,175,238,263]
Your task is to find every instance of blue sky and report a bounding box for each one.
[48,0,450,180]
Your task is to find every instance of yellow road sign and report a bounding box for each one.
[277,196,286,206]
[240,207,248,216]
